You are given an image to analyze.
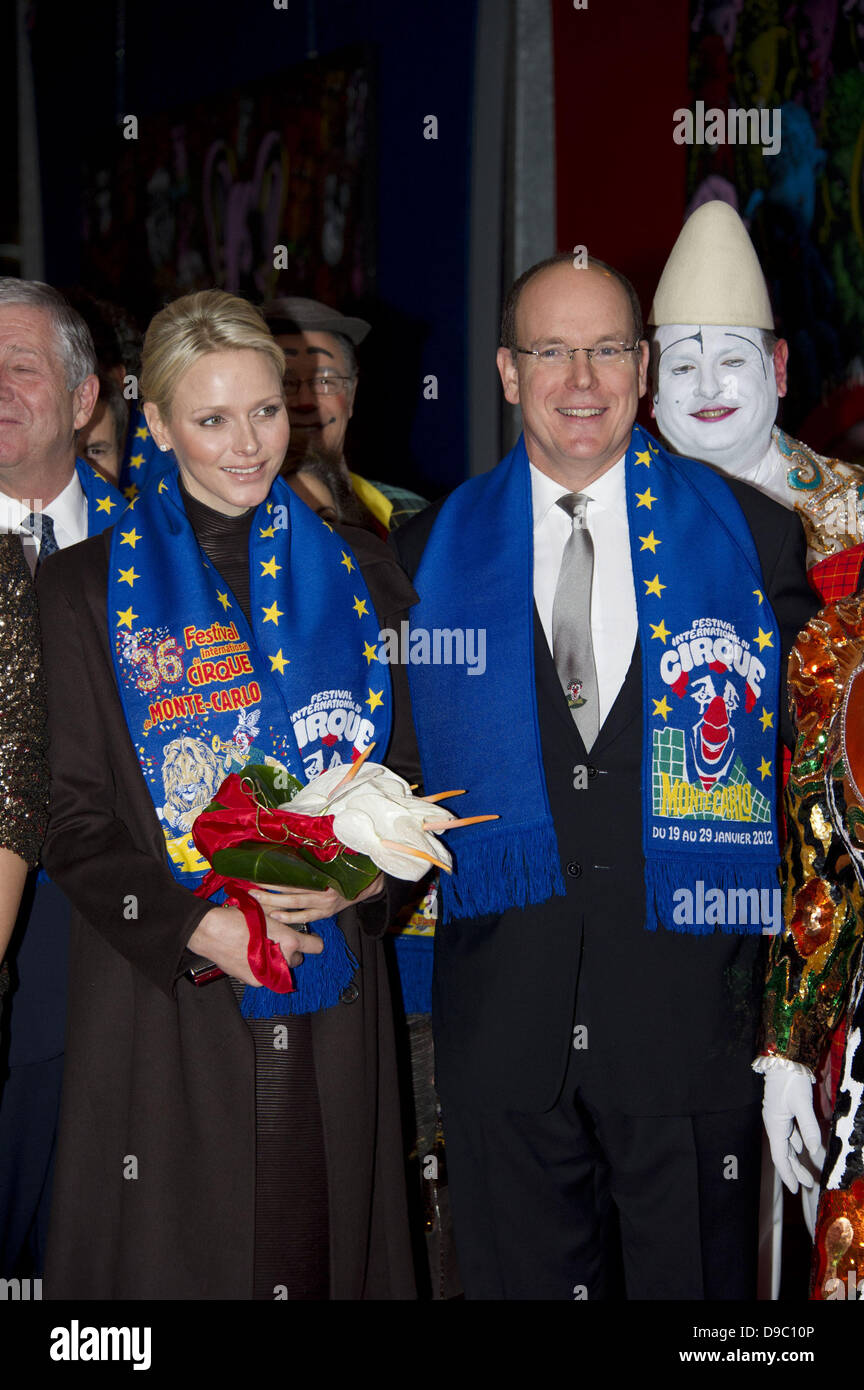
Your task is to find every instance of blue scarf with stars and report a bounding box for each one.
[407,426,781,935]
[107,470,392,1009]
[75,456,125,534]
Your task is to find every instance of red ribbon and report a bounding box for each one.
[190,772,342,994]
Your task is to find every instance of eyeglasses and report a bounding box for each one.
[283,373,354,398]
[515,341,642,369]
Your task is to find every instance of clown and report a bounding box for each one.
[649,200,864,569]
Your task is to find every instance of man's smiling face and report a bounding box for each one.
[496,262,648,489]
[652,323,786,471]
[0,304,96,495]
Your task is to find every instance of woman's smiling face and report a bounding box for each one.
[146,349,290,515]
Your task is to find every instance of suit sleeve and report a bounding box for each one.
[37,552,212,998]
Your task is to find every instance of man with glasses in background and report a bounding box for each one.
[262,297,425,533]
[391,252,816,1299]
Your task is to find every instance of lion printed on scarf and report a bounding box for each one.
[157,736,223,835]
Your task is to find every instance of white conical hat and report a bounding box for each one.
[648,200,774,330]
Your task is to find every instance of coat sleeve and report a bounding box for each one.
[37,546,212,998]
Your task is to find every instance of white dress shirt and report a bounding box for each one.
[531,456,637,730]
[0,468,88,552]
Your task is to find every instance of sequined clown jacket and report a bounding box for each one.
[761,592,864,1298]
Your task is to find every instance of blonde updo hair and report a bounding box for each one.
[140,290,285,419]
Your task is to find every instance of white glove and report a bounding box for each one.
[761,1067,822,1194]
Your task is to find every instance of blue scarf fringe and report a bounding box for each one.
[438,816,566,923]
[645,860,780,935]
[239,917,358,1017]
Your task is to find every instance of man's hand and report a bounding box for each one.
[762,1068,822,1193]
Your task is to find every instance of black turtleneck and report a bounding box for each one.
[180,479,329,1299]
[180,482,255,625]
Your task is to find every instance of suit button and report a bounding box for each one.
[586,765,598,779]
[340,983,359,1004]
[566,861,582,878]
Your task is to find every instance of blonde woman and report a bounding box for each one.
[38,290,417,1299]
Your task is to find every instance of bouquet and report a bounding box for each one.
[192,744,496,992]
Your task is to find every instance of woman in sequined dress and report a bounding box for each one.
[0,533,49,1013]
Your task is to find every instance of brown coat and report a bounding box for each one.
[37,523,419,1300]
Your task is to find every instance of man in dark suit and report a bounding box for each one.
[391,252,817,1300]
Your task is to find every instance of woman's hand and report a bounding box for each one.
[187,903,323,987]
[248,873,385,930]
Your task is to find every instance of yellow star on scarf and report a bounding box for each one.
[259,524,276,539]
[650,619,670,643]
[639,531,660,553]
[758,757,772,781]
[117,566,139,587]
[116,606,137,630]
[262,600,284,625]
[759,707,774,732]
[362,640,379,664]
[366,688,384,712]
[635,487,656,509]
[260,555,281,579]
[652,696,671,721]
[216,591,231,611]
[157,479,168,494]
[753,588,764,605]
[123,484,139,502]
[269,649,289,674]
[644,574,665,597]
[129,453,145,471]
[120,527,141,548]
[340,550,355,573]
[266,502,273,513]
[126,496,138,510]
[634,450,651,467]
[755,627,773,651]
[96,496,117,514]
[134,425,148,441]
[352,595,369,618]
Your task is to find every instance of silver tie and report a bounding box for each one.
[552,492,599,750]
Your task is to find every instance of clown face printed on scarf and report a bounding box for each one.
[652,324,785,478]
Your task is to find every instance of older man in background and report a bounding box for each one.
[262,296,426,532]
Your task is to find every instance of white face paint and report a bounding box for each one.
[653,324,778,477]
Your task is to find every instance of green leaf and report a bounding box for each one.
[239,763,304,808]
[212,839,379,897]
